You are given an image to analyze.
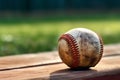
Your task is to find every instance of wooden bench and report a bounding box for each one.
[0,44,120,80]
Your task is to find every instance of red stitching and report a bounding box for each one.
[98,35,104,61]
[97,34,103,55]
[100,38,103,54]
[59,34,80,68]
[92,34,104,66]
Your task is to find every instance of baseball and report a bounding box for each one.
[58,28,103,69]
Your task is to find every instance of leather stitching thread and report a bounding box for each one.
[59,34,80,68]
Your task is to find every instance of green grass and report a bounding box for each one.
[0,14,120,56]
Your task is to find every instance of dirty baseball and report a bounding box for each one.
[58,28,103,69]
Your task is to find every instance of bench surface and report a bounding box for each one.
[0,44,120,80]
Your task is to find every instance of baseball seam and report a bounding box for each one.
[59,34,80,68]
[97,35,104,63]
[92,34,104,67]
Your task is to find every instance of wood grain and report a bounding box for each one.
[0,44,120,80]
[0,51,61,70]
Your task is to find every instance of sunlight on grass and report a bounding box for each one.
[0,19,120,56]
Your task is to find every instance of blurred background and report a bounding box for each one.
[0,0,120,56]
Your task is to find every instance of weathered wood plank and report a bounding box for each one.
[0,44,120,70]
[0,51,61,70]
[0,44,120,80]
[0,55,120,80]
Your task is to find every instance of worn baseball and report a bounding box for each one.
[58,28,103,69]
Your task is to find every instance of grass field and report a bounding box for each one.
[0,14,120,56]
